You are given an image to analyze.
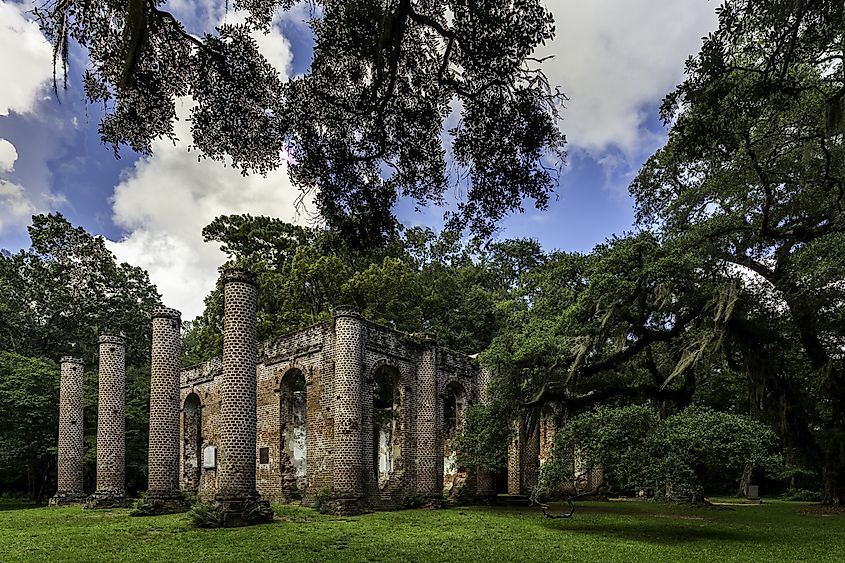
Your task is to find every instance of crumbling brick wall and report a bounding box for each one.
[179,310,481,511]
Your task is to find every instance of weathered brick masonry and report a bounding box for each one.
[147,307,185,509]
[88,335,126,507]
[50,356,86,505]
[179,304,485,512]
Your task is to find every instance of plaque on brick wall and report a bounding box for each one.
[203,445,217,469]
[259,447,269,465]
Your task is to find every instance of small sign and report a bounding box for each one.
[203,445,217,469]
[747,485,760,499]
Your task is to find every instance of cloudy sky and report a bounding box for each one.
[0,0,717,319]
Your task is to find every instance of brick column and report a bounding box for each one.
[332,305,368,514]
[415,335,441,498]
[474,366,496,501]
[218,269,258,500]
[88,335,126,508]
[50,356,86,505]
[216,268,270,525]
[147,307,185,510]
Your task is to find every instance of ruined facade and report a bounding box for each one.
[179,303,481,512]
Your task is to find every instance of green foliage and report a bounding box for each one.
[129,494,165,517]
[455,402,513,473]
[537,405,658,499]
[629,0,845,504]
[0,353,58,501]
[539,406,782,503]
[0,213,161,365]
[187,501,225,528]
[781,489,822,502]
[242,499,274,523]
[634,407,782,501]
[36,0,565,245]
[184,215,532,363]
[312,488,335,515]
[0,214,160,499]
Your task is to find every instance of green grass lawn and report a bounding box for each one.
[1,499,843,562]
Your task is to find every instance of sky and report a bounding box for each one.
[0,0,718,319]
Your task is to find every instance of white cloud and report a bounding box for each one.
[106,13,305,321]
[0,137,66,234]
[0,138,17,172]
[541,0,717,156]
[0,1,53,116]
[0,180,36,231]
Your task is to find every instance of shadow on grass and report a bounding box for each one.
[0,502,41,511]
[542,519,752,545]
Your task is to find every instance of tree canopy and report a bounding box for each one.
[35,0,565,244]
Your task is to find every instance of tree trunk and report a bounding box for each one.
[822,464,845,506]
[738,463,753,497]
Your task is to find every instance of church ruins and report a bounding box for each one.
[50,267,560,521]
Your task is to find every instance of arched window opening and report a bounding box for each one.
[443,382,467,493]
[280,369,307,499]
[373,365,402,489]
[183,393,202,491]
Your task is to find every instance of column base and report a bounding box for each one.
[49,491,87,506]
[332,497,374,516]
[140,492,191,514]
[216,497,274,527]
[86,491,129,509]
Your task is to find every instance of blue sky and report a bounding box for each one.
[0,0,718,318]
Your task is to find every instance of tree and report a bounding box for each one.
[537,405,781,503]
[0,213,162,365]
[186,214,528,362]
[35,0,565,244]
[631,0,845,504]
[0,353,59,502]
[486,233,734,418]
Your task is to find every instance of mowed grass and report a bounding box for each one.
[1,499,843,562]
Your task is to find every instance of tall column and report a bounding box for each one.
[216,268,270,525]
[88,335,126,508]
[475,366,497,500]
[415,335,441,498]
[332,305,368,514]
[50,356,86,505]
[147,307,185,510]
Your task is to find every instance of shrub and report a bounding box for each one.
[129,495,162,517]
[188,501,225,528]
[782,488,822,502]
[313,488,334,515]
[242,499,274,523]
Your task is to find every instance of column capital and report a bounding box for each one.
[222,267,257,286]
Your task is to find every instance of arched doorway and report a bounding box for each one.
[183,393,201,491]
[373,365,403,490]
[280,369,307,499]
[443,381,466,494]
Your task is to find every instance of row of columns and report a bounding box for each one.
[49,268,265,521]
[51,266,466,517]
[50,336,127,507]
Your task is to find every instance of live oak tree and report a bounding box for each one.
[35,0,565,244]
[631,0,845,504]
